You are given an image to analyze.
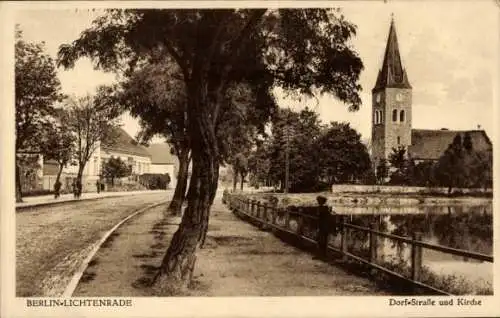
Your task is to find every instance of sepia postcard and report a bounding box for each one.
[1,1,499,317]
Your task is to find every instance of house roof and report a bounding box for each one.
[101,127,151,158]
[147,143,176,165]
[409,129,492,161]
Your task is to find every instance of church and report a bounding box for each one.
[371,18,492,168]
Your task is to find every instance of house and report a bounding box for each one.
[371,17,492,169]
[41,127,152,192]
[146,143,178,188]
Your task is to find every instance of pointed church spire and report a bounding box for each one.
[373,15,411,91]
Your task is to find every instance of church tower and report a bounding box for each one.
[371,16,412,168]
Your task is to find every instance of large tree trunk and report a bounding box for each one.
[15,162,23,203]
[55,164,64,185]
[76,164,85,197]
[167,150,190,216]
[232,169,238,192]
[153,78,219,294]
[240,172,244,191]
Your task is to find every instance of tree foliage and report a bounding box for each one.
[40,111,76,182]
[15,26,63,202]
[65,86,122,189]
[57,8,365,290]
[232,153,249,191]
[388,146,415,185]
[433,134,492,192]
[316,122,372,185]
[376,158,389,184]
[16,27,63,151]
[102,157,132,185]
[249,109,372,192]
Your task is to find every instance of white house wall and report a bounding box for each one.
[100,150,152,175]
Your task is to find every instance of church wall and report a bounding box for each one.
[371,90,386,167]
[383,88,412,158]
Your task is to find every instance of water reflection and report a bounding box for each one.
[334,204,493,285]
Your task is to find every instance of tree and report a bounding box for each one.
[248,138,272,188]
[15,26,63,202]
[472,149,492,189]
[433,135,467,193]
[40,111,76,190]
[232,153,248,191]
[118,58,191,216]
[316,122,372,185]
[265,108,323,192]
[388,146,414,185]
[376,159,389,184]
[434,134,493,191]
[58,8,364,292]
[65,86,122,195]
[102,157,132,186]
[412,160,435,187]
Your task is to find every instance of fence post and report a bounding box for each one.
[369,222,378,263]
[262,204,268,223]
[296,209,304,236]
[255,202,261,218]
[284,209,291,229]
[341,215,348,262]
[246,199,250,214]
[271,206,277,225]
[411,232,423,281]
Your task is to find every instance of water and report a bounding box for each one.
[332,204,493,291]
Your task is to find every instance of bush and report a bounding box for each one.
[139,173,171,190]
[106,183,147,192]
[22,189,53,197]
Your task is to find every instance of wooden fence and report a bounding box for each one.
[222,191,493,295]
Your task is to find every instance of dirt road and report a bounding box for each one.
[16,192,168,297]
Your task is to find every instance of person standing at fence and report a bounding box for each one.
[316,195,332,259]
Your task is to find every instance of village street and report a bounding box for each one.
[16,192,169,297]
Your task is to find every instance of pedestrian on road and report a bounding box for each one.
[96,180,101,194]
[316,195,332,259]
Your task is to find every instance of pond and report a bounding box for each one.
[330,204,493,293]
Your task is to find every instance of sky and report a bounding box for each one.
[14,1,498,145]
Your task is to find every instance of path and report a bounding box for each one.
[73,198,387,296]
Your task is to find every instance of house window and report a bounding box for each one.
[392,109,398,122]
[400,110,405,122]
[379,110,383,123]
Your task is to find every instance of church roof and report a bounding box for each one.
[146,143,176,165]
[409,129,492,161]
[373,17,412,91]
[101,127,151,158]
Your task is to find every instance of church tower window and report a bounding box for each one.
[400,110,405,122]
[392,109,398,122]
[397,136,401,144]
